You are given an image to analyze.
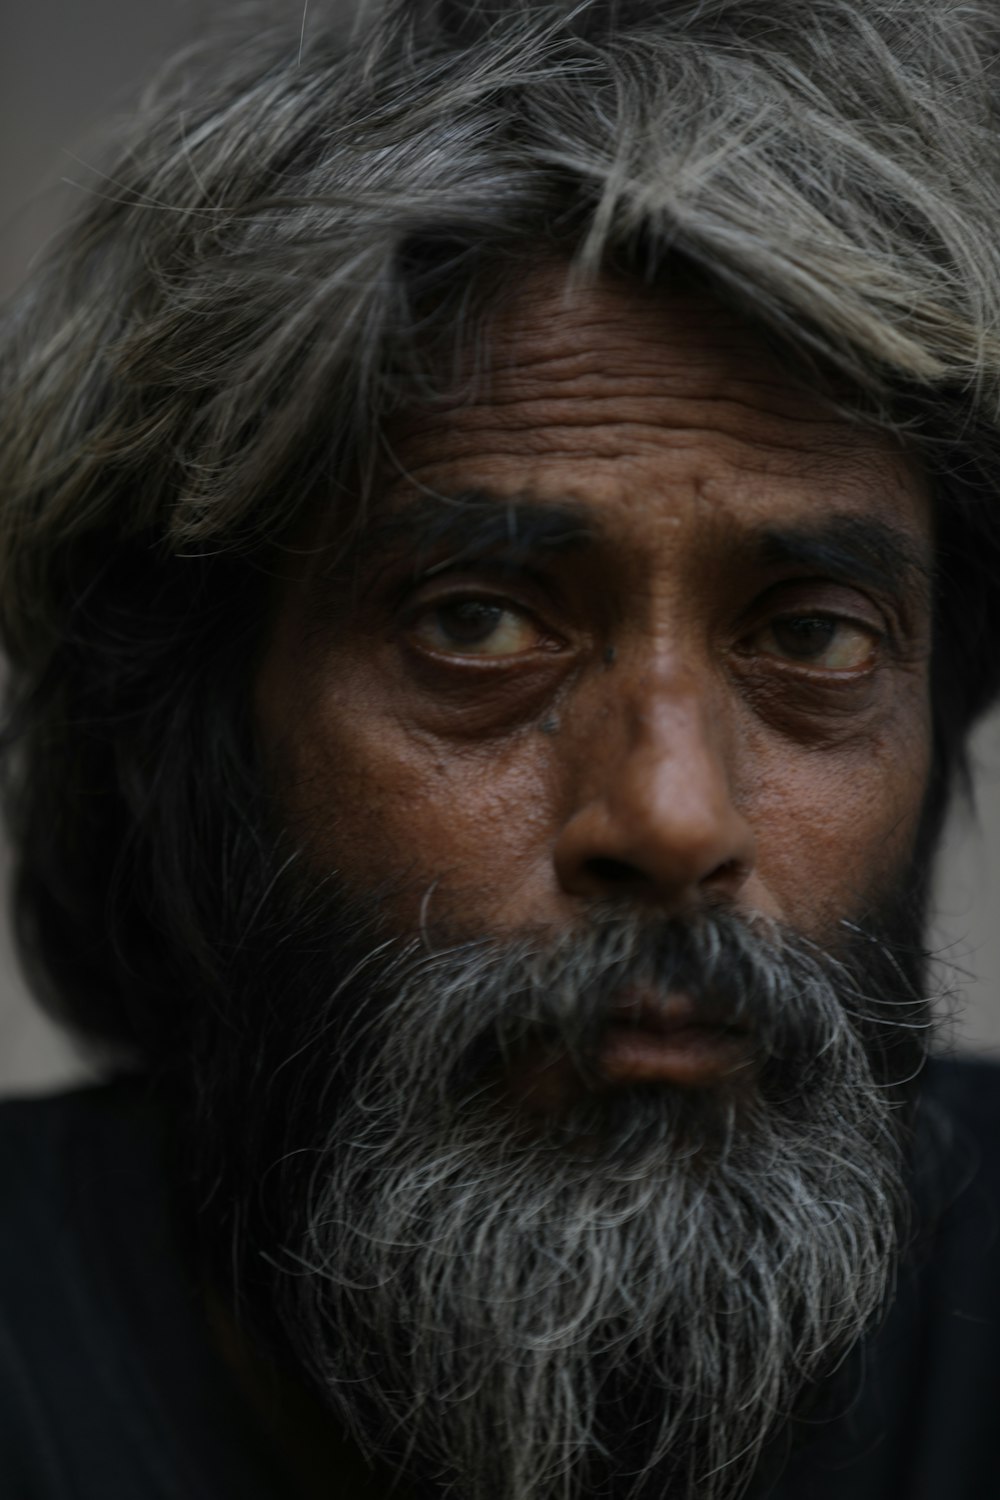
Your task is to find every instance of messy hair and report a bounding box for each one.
[2,0,1000,1059]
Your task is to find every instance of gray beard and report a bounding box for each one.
[241,904,930,1500]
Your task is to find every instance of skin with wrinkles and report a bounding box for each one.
[257,265,933,961]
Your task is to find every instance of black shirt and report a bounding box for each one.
[1,1059,999,1499]
[0,1079,293,1499]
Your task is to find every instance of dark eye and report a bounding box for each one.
[410,599,543,657]
[756,614,878,670]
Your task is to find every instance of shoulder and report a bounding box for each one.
[916,1053,1000,1223]
[0,1075,151,1162]
[0,1081,170,1495]
[921,1051,1000,1122]
[0,1080,294,1499]
[0,1079,164,1261]
[0,1076,156,1157]
[0,1078,168,1335]
[0,1076,159,1245]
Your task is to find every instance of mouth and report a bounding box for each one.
[598,989,753,1088]
[502,989,754,1116]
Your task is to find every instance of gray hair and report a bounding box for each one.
[1,0,1000,1047]
[5,0,1000,589]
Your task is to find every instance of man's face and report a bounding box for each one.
[258,262,932,989]
[233,265,936,1500]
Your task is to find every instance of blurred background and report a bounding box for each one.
[2,0,1000,1096]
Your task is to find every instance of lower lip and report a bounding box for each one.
[598,1023,752,1088]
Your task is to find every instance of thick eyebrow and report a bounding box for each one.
[353,492,928,607]
[361,490,597,578]
[750,514,930,604]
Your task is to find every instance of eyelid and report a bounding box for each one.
[744,578,895,639]
[397,556,569,625]
[401,577,540,622]
[404,552,554,594]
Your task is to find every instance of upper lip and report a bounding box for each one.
[608,987,747,1037]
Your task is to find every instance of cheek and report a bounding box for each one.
[743,697,932,932]
[270,678,561,933]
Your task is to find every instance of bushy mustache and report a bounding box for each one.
[321,902,930,1133]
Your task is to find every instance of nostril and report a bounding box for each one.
[585,856,647,888]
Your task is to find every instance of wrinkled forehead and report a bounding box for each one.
[287,262,932,614]
[388,259,912,445]
[371,262,932,563]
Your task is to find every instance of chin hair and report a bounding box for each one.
[176,882,932,1500]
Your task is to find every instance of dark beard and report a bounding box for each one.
[174,851,932,1500]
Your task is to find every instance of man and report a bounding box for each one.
[2,0,1000,1495]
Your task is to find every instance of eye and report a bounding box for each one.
[409,598,546,657]
[753,613,879,670]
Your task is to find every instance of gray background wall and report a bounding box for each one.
[2,0,1000,1096]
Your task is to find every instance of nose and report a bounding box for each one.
[552,674,755,911]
